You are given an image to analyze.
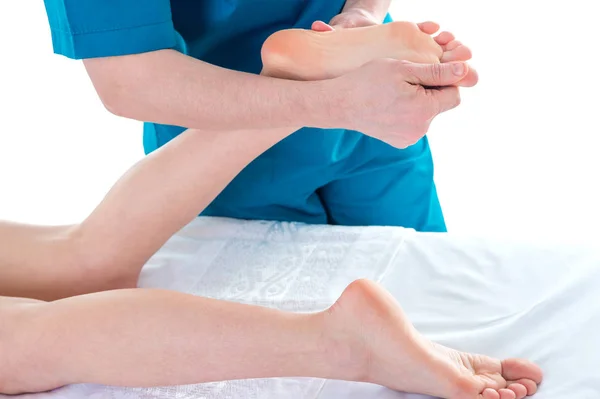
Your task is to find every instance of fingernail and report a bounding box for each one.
[452,63,465,76]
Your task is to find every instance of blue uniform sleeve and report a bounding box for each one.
[43,0,178,59]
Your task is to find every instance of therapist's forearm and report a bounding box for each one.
[84,50,331,131]
[342,0,392,22]
[0,127,294,300]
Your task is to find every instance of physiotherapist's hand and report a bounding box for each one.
[326,59,469,149]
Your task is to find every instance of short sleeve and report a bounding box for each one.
[43,0,178,59]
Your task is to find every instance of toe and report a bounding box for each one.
[445,40,463,51]
[435,31,455,45]
[507,383,528,399]
[481,388,500,399]
[501,359,544,385]
[441,45,473,63]
[456,65,479,87]
[507,379,538,396]
[498,389,517,399]
[417,21,440,35]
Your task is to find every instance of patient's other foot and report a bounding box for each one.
[262,21,476,85]
[326,280,543,399]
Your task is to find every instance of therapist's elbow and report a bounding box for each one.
[83,57,142,119]
[99,90,129,118]
[92,78,133,119]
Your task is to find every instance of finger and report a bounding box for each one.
[434,31,455,45]
[425,86,461,116]
[506,383,528,399]
[417,21,440,34]
[311,20,335,32]
[401,61,469,87]
[506,379,538,396]
[441,45,473,63]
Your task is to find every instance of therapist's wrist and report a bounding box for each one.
[339,0,391,24]
[285,80,348,130]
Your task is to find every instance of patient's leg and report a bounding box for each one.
[0,127,292,301]
[261,21,477,86]
[0,280,542,398]
[0,222,133,300]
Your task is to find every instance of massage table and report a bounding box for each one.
[7,217,600,399]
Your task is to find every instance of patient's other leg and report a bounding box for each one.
[0,281,542,398]
[0,290,345,394]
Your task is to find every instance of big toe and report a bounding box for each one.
[457,66,479,87]
[502,359,543,385]
[417,21,440,35]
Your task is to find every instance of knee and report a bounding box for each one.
[75,252,141,293]
[68,226,142,293]
[82,262,140,292]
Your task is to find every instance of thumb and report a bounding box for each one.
[401,61,468,87]
[311,20,335,32]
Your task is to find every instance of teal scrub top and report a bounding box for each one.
[43,0,353,153]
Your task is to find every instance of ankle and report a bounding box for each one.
[318,307,370,383]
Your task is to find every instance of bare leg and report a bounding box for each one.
[0,292,338,394]
[0,127,294,300]
[0,280,542,398]
[0,222,130,299]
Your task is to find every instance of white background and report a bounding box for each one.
[0,1,598,242]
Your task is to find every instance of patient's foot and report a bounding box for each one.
[312,20,472,65]
[326,280,543,399]
[261,21,475,85]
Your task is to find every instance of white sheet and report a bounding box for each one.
[7,217,600,399]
